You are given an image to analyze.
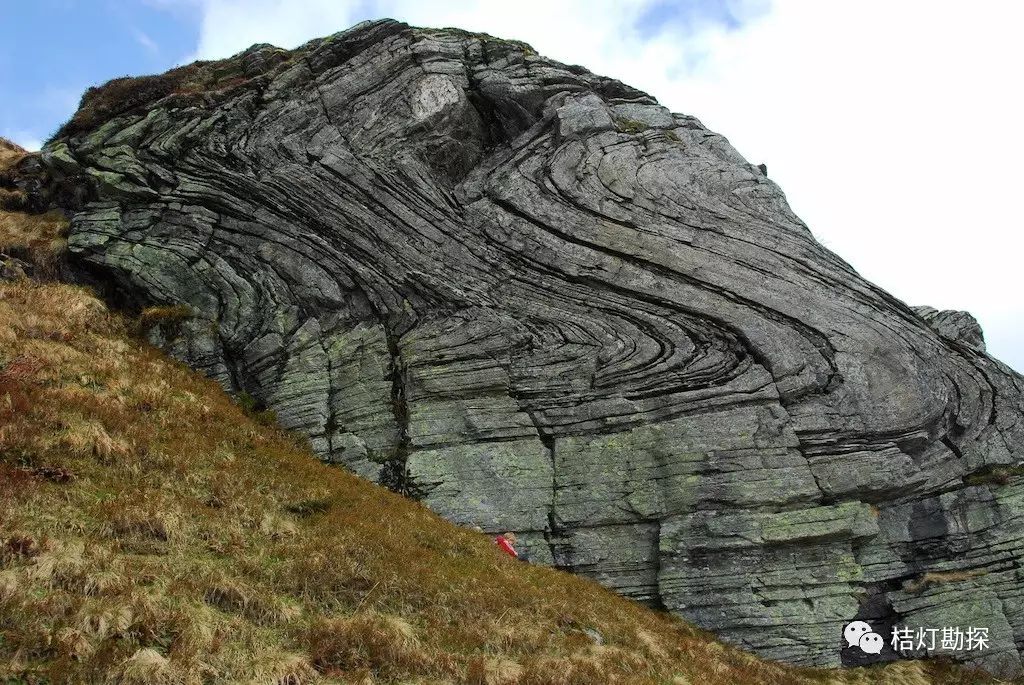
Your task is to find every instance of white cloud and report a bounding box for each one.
[182,0,1022,371]
[133,28,161,55]
[190,0,362,59]
[667,1,1024,372]
[3,132,43,152]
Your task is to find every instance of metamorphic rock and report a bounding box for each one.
[24,19,1024,676]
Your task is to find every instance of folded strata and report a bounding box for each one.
[33,19,1024,676]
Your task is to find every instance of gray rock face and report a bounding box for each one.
[914,306,987,351]
[41,19,1024,675]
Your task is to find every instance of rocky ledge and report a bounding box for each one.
[27,19,1024,676]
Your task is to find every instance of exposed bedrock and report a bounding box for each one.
[41,19,1024,675]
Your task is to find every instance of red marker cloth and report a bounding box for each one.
[495,536,518,558]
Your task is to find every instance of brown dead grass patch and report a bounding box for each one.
[307,611,447,679]
[55,48,290,139]
[905,569,990,594]
[0,138,68,279]
[0,208,67,255]
[0,137,25,168]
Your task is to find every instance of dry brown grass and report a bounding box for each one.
[138,303,194,330]
[904,569,990,594]
[0,204,65,249]
[56,68,204,138]
[55,48,290,139]
[0,204,1007,683]
[0,207,67,277]
[0,138,26,175]
[307,612,449,680]
[0,138,68,278]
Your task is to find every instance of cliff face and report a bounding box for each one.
[36,19,1024,675]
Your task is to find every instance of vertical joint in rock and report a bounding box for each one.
[301,55,339,130]
[380,328,418,498]
[323,339,336,457]
[650,518,667,610]
[530,415,563,566]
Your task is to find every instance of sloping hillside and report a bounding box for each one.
[0,141,1000,685]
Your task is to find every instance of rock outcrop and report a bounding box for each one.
[913,306,987,351]
[34,19,1024,676]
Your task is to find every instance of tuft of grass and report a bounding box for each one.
[0,200,1003,683]
[0,137,25,169]
[236,389,279,427]
[119,648,174,685]
[307,612,447,679]
[203,573,299,625]
[0,139,68,280]
[138,303,194,332]
[284,497,332,518]
[615,117,649,134]
[252,652,319,685]
[964,464,1024,487]
[905,570,990,595]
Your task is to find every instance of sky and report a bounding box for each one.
[1,0,1021,372]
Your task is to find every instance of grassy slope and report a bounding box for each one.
[0,140,66,280]
[0,143,1000,685]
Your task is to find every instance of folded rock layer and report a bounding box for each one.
[37,19,1024,676]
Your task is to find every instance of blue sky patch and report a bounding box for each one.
[634,0,765,39]
[1,1,200,148]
